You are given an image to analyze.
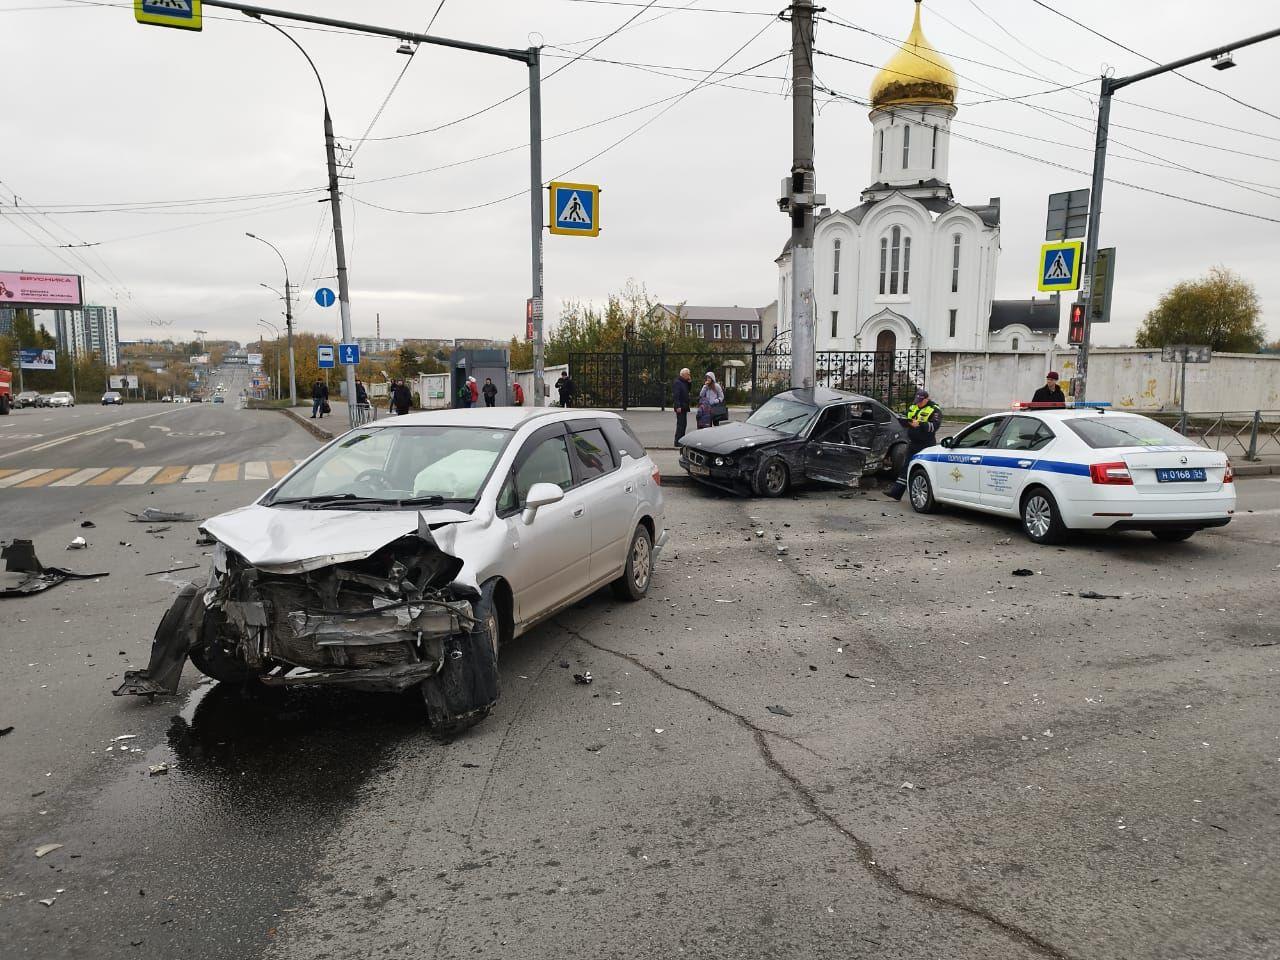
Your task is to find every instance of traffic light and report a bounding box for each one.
[1068,301,1086,346]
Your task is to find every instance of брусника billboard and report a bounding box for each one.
[0,271,83,308]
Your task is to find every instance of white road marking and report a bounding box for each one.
[244,461,269,481]
[0,409,180,462]
[119,465,163,486]
[114,438,145,450]
[149,425,172,432]
[183,463,215,483]
[51,467,107,487]
[0,468,50,488]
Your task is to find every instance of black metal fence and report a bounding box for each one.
[568,339,927,411]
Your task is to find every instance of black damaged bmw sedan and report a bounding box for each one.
[677,387,909,497]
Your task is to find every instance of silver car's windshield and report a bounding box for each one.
[267,425,514,508]
[747,396,817,436]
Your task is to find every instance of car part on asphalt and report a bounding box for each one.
[0,540,109,598]
[127,509,198,523]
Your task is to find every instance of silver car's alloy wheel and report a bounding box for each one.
[632,533,652,592]
[909,474,930,510]
[1024,495,1052,539]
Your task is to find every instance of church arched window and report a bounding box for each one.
[877,129,884,175]
[885,226,910,295]
[902,123,911,168]
[832,238,841,295]
[1011,336,1021,351]
[879,237,888,295]
[902,236,912,295]
[889,227,901,294]
[932,125,939,167]
[951,234,961,293]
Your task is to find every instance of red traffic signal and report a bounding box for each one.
[1068,302,1086,346]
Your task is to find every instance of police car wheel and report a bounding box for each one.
[1021,488,1066,544]
[907,468,935,512]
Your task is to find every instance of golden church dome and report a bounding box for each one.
[869,1,958,110]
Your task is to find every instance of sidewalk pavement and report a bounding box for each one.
[275,401,1280,480]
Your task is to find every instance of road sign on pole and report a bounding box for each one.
[1037,240,1083,292]
[338,342,360,365]
[314,287,336,308]
[1045,188,1089,242]
[548,182,600,237]
[317,344,335,369]
[1085,247,1116,324]
[134,0,202,30]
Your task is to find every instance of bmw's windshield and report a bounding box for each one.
[266,425,514,509]
[746,396,818,436]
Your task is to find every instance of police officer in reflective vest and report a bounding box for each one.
[886,389,942,500]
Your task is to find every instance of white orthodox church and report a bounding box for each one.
[776,1,1060,357]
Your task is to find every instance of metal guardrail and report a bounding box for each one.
[1163,410,1280,461]
[350,402,378,428]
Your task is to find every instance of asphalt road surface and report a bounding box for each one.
[2,404,1277,958]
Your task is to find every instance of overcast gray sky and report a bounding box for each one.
[7,0,1279,348]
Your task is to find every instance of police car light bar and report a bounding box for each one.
[1011,401,1112,411]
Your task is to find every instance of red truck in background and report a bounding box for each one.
[0,367,11,414]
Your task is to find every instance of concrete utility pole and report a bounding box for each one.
[786,0,818,390]
[529,47,546,407]
[1075,24,1280,400]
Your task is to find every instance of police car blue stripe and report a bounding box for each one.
[911,451,1090,476]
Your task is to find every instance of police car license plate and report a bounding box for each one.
[1155,468,1205,483]
[689,463,711,477]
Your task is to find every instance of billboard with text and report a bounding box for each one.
[19,348,56,371]
[0,271,83,309]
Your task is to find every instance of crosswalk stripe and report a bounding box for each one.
[0,468,50,488]
[213,462,240,482]
[51,467,107,487]
[0,468,19,481]
[269,460,294,479]
[244,461,268,481]
[152,465,189,485]
[17,468,78,488]
[183,463,215,483]
[86,466,135,486]
[120,465,164,486]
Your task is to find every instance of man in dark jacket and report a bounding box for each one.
[671,367,692,443]
[310,379,328,419]
[886,389,941,501]
[555,373,576,408]
[482,377,498,407]
[391,379,412,416]
[1031,371,1066,406]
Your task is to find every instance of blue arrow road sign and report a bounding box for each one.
[314,287,336,308]
[317,344,335,369]
[338,342,360,366]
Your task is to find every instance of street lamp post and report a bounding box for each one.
[257,318,282,400]
[246,232,296,407]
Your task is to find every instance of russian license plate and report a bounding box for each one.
[1155,468,1205,483]
[689,463,711,477]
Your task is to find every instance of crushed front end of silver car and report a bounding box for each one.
[114,520,499,730]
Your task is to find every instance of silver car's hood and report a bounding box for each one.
[202,503,477,575]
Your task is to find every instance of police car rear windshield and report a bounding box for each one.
[1065,416,1193,449]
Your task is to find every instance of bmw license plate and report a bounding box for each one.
[1155,468,1205,483]
[689,464,711,477]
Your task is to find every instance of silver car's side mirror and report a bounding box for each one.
[522,482,564,525]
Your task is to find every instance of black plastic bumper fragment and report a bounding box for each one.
[113,584,205,697]
[1,539,108,598]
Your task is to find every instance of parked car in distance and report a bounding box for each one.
[161,395,173,403]
[45,391,75,408]
[212,394,225,404]
[191,395,203,403]
[116,407,669,732]
[16,391,41,408]
[678,387,910,497]
[101,391,124,405]
[907,405,1236,544]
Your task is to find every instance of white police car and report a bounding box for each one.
[907,404,1235,544]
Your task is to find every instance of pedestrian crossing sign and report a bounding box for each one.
[134,0,202,31]
[549,181,600,237]
[1037,240,1083,292]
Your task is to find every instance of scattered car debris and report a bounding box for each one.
[119,541,132,548]
[127,508,197,523]
[1012,568,1034,577]
[766,704,794,717]
[585,743,605,753]
[148,763,169,776]
[34,843,63,858]
[901,782,915,790]
[574,671,593,685]
[67,537,87,550]
[559,660,570,668]
[0,726,12,736]
[461,762,481,769]
[146,527,171,535]
[994,538,1011,546]
[37,898,56,907]
[1,540,108,598]
[194,532,215,546]
[654,728,665,734]
[80,520,95,529]
[1078,590,1123,600]
[111,734,138,742]
[143,563,201,577]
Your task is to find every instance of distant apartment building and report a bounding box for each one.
[0,307,13,336]
[653,303,778,347]
[355,337,401,355]
[54,305,120,366]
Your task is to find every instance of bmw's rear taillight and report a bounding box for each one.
[1089,461,1133,485]
[1224,462,1234,483]
[652,468,662,486]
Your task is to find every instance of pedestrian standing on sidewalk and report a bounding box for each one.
[482,377,498,407]
[886,389,941,501]
[467,376,480,407]
[672,367,692,443]
[355,379,368,406]
[512,381,525,407]
[696,371,724,429]
[391,379,413,417]
[310,378,328,419]
[1031,371,1066,407]
[555,372,576,408]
